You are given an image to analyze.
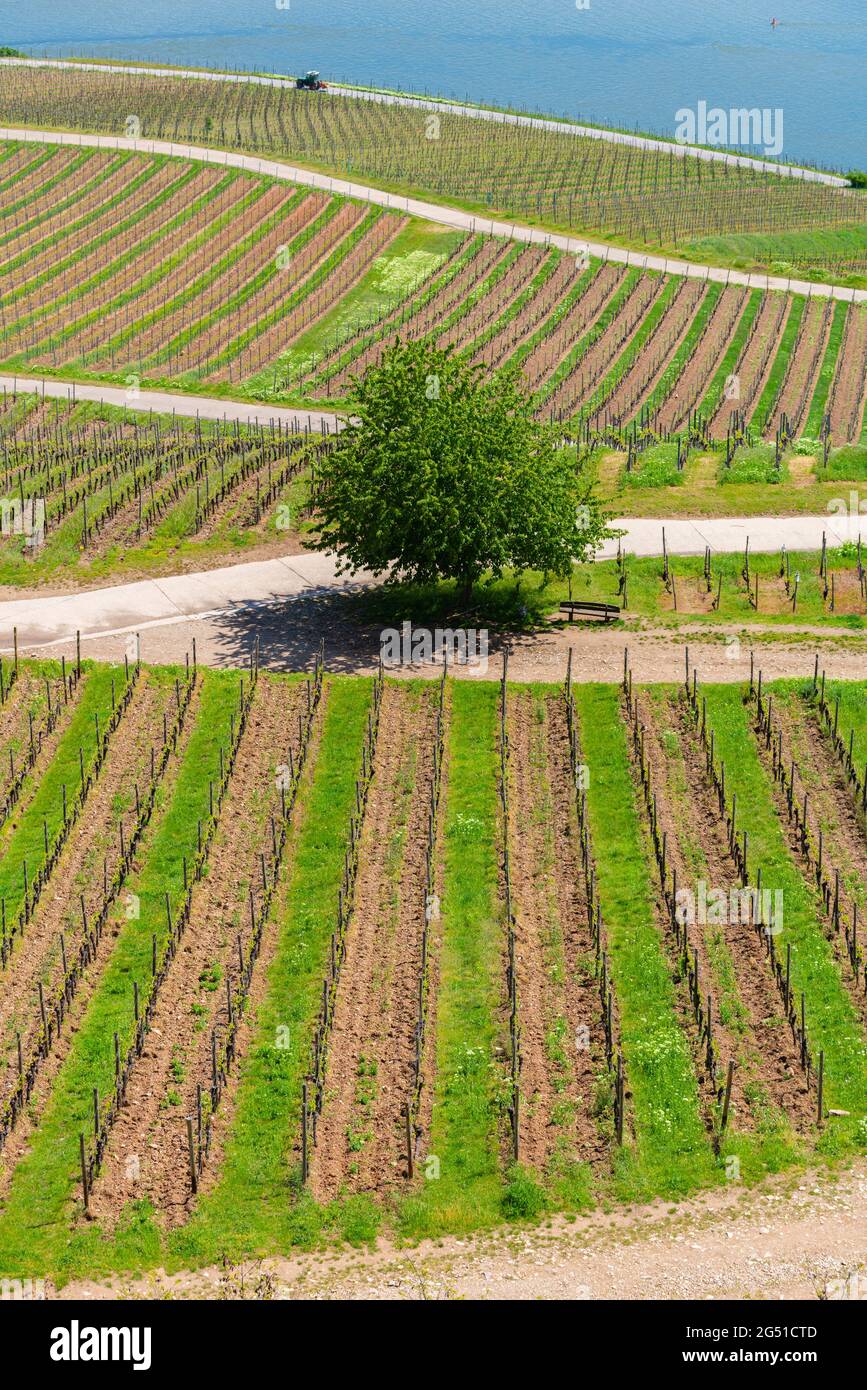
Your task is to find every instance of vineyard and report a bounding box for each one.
[0,135,865,452]
[0,655,864,1280]
[0,391,332,587]
[0,138,414,388]
[296,249,867,447]
[2,386,867,593]
[548,540,867,629]
[0,62,865,260]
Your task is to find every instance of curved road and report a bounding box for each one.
[3,126,864,304]
[0,373,343,434]
[1,513,863,654]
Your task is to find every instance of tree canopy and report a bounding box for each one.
[310,340,610,601]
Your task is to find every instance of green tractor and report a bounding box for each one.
[295,70,328,90]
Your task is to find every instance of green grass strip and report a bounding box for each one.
[305,233,484,390]
[703,684,867,1120]
[398,681,505,1238]
[575,684,715,1201]
[201,206,384,380]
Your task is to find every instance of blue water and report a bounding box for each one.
[3,0,866,171]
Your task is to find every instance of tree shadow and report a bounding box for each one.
[196,572,569,678]
[205,585,383,674]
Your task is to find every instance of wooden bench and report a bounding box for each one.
[560,600,620,623]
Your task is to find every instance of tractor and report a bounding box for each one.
[295,71,327,90]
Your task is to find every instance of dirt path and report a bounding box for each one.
[506,690,609,1174]
[545,695,612,1168]
[52,1158,867,1300]
[24,609,867,689]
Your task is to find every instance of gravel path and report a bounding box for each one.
[8,608,866,687]
[50,1159,867,1301]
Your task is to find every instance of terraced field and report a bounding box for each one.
[0,657,864,1281]
[0,391,324,587]
[0,138,412,388]
[0,137,865,449]
[300,248,867,445]
[2,61,865,259]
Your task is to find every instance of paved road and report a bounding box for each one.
[3,126,864,304]
[1,57,849,186]
[2,514,862,653]
[0,373,343,433]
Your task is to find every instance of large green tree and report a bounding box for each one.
[311,340,610,601]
